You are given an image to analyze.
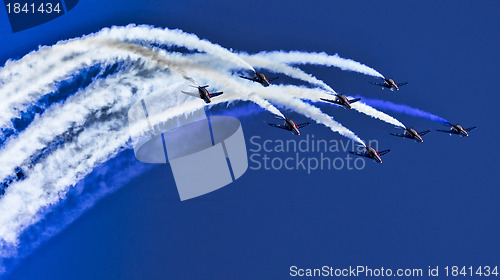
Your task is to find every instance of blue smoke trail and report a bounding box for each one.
[356,97,449,124]
[0,149,155,277]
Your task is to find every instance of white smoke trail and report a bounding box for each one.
[0,42,151,128]
[174,53,403,131]
[0,38,203,128]
[0,36,94,85]
[251,51,385,78]
[233,57,404,129]
[0,25,386,133]
[150,53,367,145]
[167,52,337,93]
[0,32,380,197]
[130,94,234,140]
[350,101,406,128]
[0,68,183,187]
[175,63,286,119]
[238,54,336,92]
[0,75,242,252]
[0,25,392,275]
[266,85,406,129]
[0,24,256,128]
[0,24,254,91]
[0,117,131,246]
[0,70,196,261]
[0,49,111,127]
[0,53,290,253]
[256,87,365,146]
[100,40,198,85]
[2,151,155,276]
[100,24,255,71]
[0,90,238,269]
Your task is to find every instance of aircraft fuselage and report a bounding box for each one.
[407,128,424,142]
[285,119,301,135]
[385,78,399,91]
[256,73,271,87]
[198,87,212,103]
[452,125,468,137]
[366,146,383,163]
[337,94,352,109]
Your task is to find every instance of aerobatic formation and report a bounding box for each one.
[0,25,475,274]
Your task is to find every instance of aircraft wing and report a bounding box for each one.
[419,130,431,136]
[268,123,290,130]
[436,129,458,134]
[349,151,371,158]
[349,98,361,104]
[390,133,410,138]
[369,81,386,87]
[379,149,391,156]
[181,91,200,98]
[398,82,409,87]
[466,126,477,132]
[239,75,257,82]
[297,122,310,128]
[320,98,338,104]
[210,91,224,97]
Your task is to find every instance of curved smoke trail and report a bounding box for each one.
[0,25,397,275]
[178,65,365,145]
[350,102,406,128]
[260,85,406,129]
[240,55,336,92]
[0,24,256,129]
[357,97,449,123]
[0,150,155,275]
[234,55,405,129]
[175,54,405,134]
[245,51,385,78]
[100,24,256,72]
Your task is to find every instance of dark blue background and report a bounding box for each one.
[1,1,499,279]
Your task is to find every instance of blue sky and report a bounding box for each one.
[1,0,499,279]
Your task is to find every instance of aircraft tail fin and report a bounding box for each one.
[379,150,391,156]
[320,98,335,103]
[419,130,431,136]
[181,91,200,98]
[390,133,405,138]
